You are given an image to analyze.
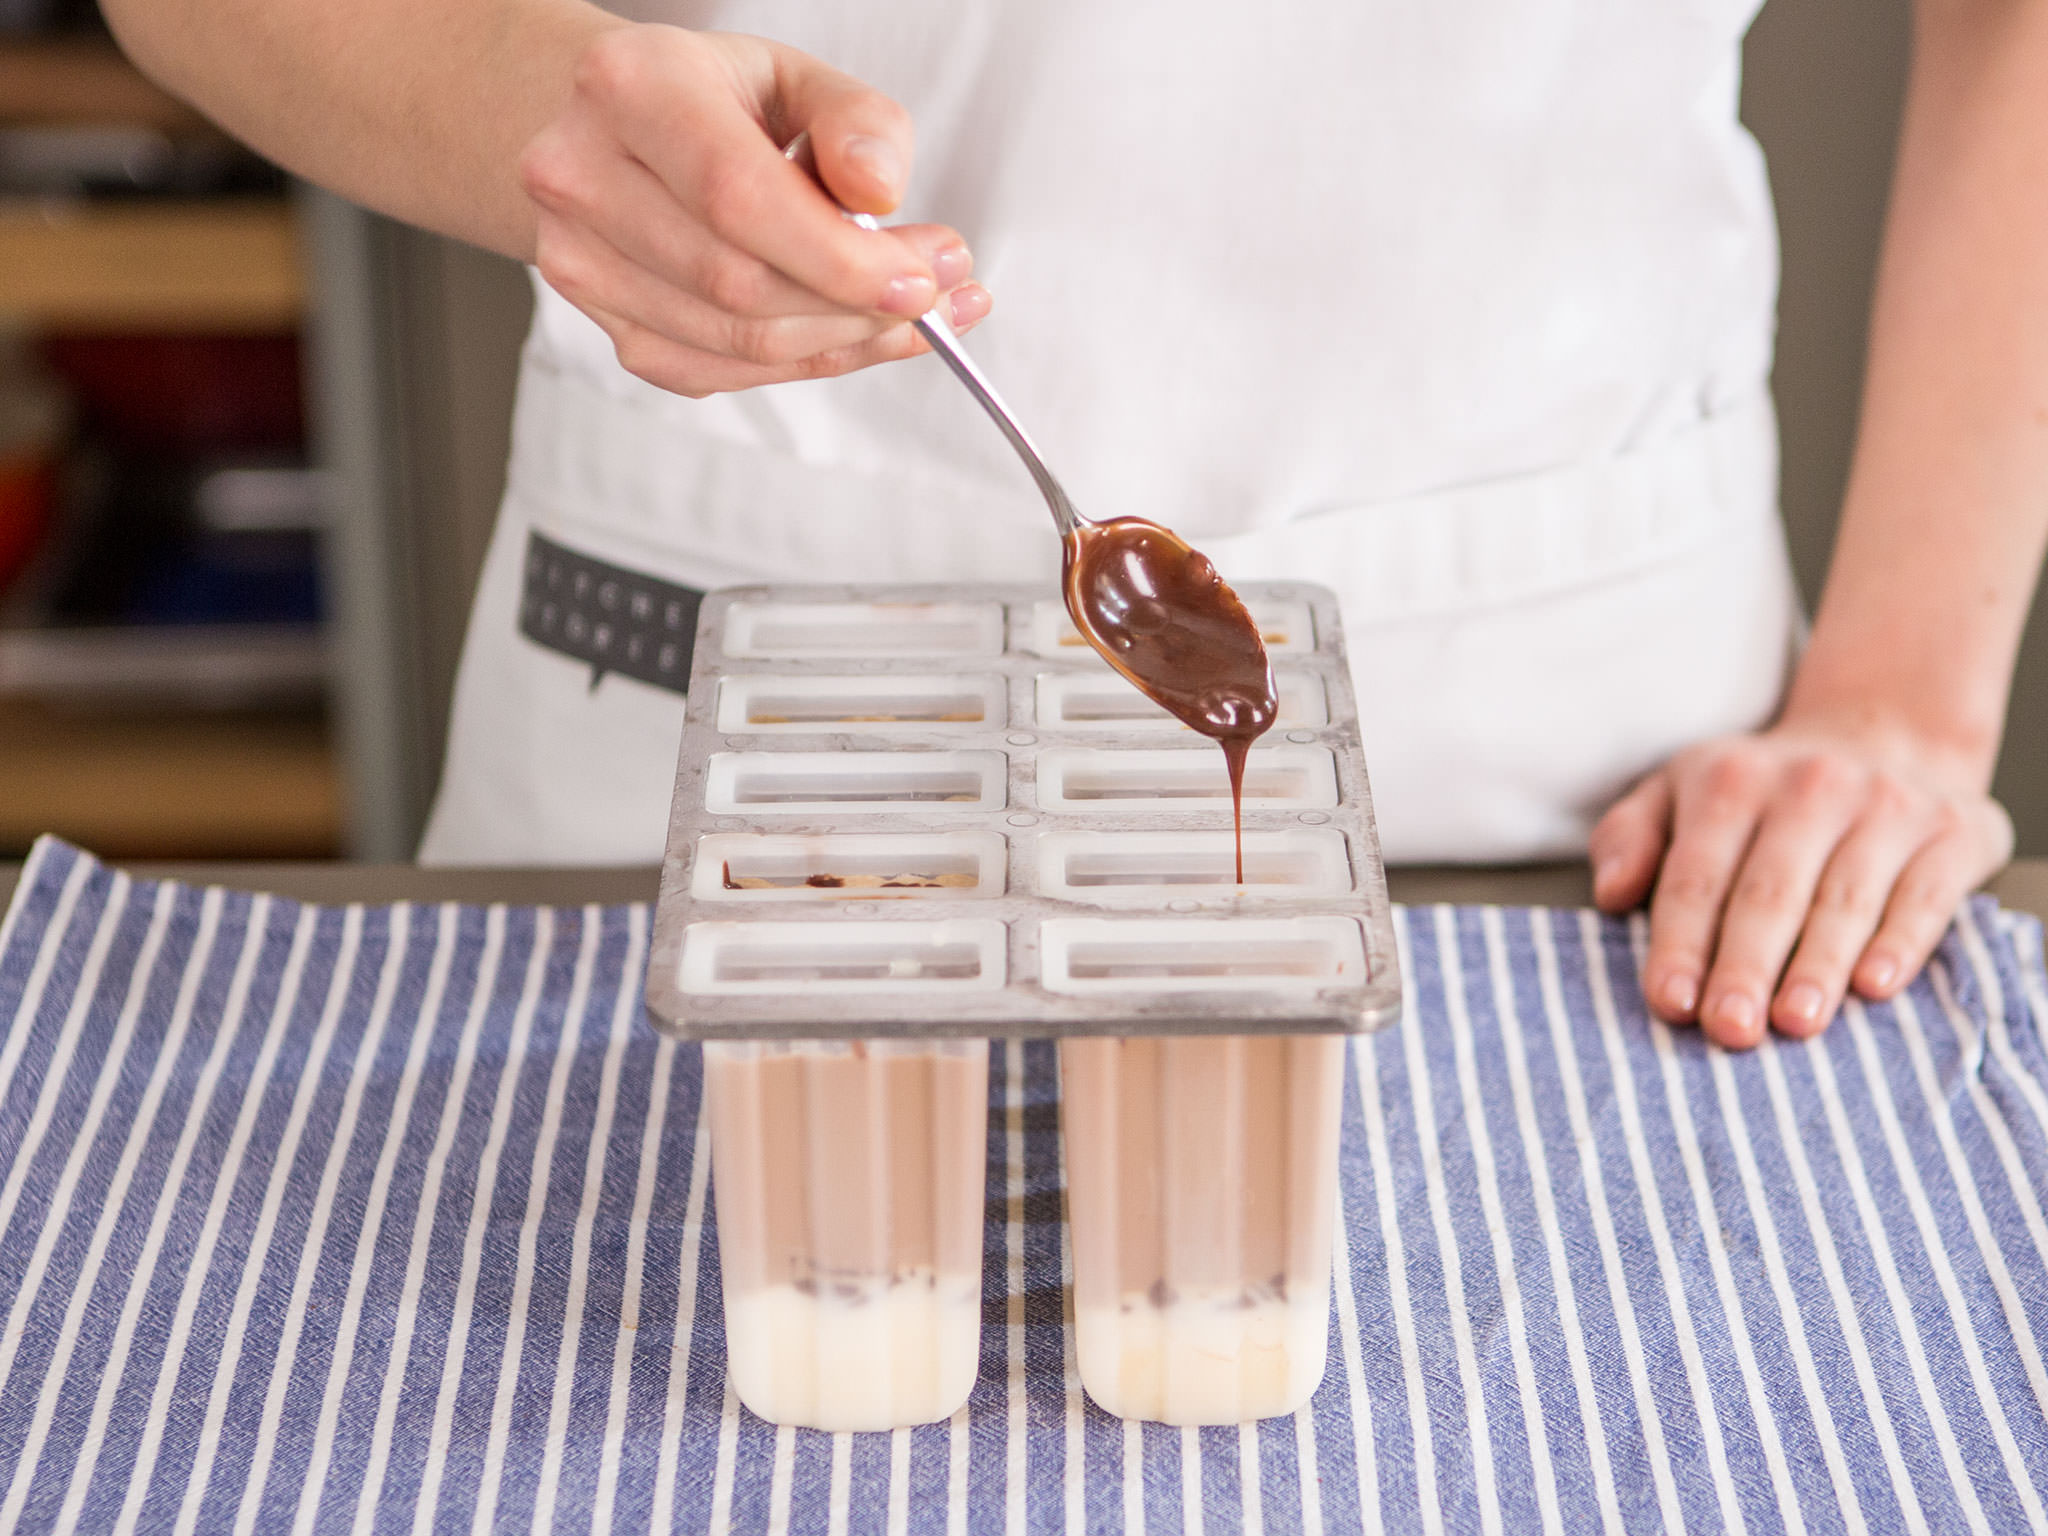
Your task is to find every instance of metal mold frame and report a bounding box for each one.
[644,581,1402,1040]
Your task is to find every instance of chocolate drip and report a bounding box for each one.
[1062,519,1278,881]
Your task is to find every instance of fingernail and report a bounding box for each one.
[879,274,936,317]
[1662,972,1699,1015]
[1780,982,1826,1028]
[1709,991,1758,1037]
[1862,953,1900,992]
[931,244,972,289]
[1593,856,1620,895]
[947,283,991,328]
[843,134,905,198]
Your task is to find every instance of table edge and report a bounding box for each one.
[4,856,2047,924]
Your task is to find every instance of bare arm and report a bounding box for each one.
[100,0,613,258]
[1786,0,2048,784]
[1593,0,2048,1046]
[100,0,989,390]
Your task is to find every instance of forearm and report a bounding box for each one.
[100,0,624,258]
[1786,0,2048,784]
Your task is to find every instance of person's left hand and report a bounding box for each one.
[1587,716,2015,1048]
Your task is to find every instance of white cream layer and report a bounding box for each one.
[1074,1287,1330,1425]
[723,1276,981,1432]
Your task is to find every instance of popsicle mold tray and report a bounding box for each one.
[645,583,1401,1040]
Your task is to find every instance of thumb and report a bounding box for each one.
[1588,768,1674,912]
[770,49,915,215]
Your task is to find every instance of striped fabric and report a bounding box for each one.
[2,837,2047,1534]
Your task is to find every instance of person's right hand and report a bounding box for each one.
[519,25,989,398]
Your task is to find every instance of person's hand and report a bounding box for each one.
[1588,717,2015,1048]
[518,25,989,398]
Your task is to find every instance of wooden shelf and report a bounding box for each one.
[0,698,341,858]
[0,624,327,703]
[0,44,331,860]
[0,36,204,131]
[0,197,303,331]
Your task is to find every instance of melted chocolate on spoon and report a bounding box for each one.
[1063,519,1278,882]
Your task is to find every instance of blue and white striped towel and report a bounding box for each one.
[3,835,2048,1534]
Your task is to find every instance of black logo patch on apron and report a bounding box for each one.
[519,530,702,695]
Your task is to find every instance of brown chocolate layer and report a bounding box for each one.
[705,1042,988,1299]
[1059,1034,1344,1311]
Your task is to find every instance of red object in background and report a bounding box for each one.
[40,334,304,455]
[0,446,57,596]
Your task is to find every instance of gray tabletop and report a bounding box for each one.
[5,856,2048,923]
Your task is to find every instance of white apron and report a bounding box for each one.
[419,0,1800,866]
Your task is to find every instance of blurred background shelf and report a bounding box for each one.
[0,198,303,330]
[0,34,201,128]
[0,622,325,702]
[0,697,339,857]
[0,8,337,860]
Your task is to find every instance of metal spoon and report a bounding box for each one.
[781,131,1277,881]
[783,131,1083,537]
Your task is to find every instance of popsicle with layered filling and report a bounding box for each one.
[1059,1033,1345,1424]
[704,1038,989,1430]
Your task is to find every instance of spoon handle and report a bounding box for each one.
[902,306,1084,539]
[784,131,1086,539]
